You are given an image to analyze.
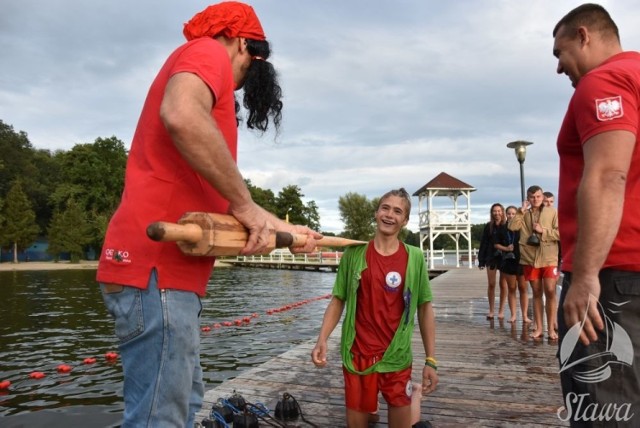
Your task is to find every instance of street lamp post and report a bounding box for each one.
[506,140,533,202]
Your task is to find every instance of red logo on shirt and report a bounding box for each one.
[595,96,623,121]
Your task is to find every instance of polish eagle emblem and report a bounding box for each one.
[595,96,623,121]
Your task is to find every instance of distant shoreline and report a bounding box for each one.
[0,260,99,271]
[0,259,230,272]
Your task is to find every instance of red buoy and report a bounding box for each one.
[0,380,11,390]
[83,358,97,365]
[105,352,119,361]
[201,326,211,332]
[29,372,45,379]
[57,364,72,373]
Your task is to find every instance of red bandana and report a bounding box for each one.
[183,1,266,41]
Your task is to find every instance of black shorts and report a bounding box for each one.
[557,270,640,425]
[500,258,519,275]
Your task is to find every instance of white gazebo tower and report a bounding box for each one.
[413,172,477,269]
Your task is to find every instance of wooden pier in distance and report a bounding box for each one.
[220,251,342,272]
[196,268,567,427]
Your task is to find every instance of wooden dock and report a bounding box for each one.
[196,268,567,427]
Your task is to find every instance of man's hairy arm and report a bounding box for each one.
[564,129,635,344]
[159,72,321,254]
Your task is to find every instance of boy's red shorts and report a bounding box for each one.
[524,265,558,281]
[342,353,413,413]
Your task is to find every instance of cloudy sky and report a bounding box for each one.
[2,0,639,233]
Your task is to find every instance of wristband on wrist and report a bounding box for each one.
[424,356,438,370]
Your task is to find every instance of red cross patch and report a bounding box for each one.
[595,96,624,121]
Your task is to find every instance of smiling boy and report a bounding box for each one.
[311,188,438,427]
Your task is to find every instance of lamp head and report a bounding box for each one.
[506,140,533,163]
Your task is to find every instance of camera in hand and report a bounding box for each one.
[503,252,516,260]
[526,233,540,246]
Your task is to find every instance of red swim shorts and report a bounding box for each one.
[523,265,558,281]
[343,353,412,413]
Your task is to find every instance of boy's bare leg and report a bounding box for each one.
[529,279,544,339]
[388,405,412,428]
[517,274,531,323]
[347,408,371,428]
[543,277,558,340]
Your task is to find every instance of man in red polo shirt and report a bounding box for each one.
[97,2,319,426]
[553,4,640,425]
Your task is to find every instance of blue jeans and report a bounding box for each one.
[101,269,204,427]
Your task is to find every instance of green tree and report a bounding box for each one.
[0,180,40,263]
[471,223,485,249]
[51,136,127,215]
[303,200,321,231]
[47,199,93,263]
[275,185,306,224]
[25,148,60,231]
[338,192,376,241]
[0,120,34,198]
[245,179,277,213]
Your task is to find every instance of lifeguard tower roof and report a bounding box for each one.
[413,172,476,196]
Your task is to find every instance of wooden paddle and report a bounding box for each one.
[146,211,366,257]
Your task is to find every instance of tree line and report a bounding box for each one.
[0,119,483,263]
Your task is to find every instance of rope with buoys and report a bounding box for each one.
[0,352,119,392]
[199,293,331,333]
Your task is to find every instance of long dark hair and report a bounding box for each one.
[488,203,505,234]
[235,39,283,134]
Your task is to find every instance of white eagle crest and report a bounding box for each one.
[597,98,622,118]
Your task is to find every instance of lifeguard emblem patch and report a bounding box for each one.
[595,96,623,121]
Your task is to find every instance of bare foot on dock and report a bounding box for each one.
[508,316,516,323]
[530,330,544,340]
[523,318,532,323]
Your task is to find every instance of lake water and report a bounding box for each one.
[0,266,336,426]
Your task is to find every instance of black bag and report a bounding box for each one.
[275,392,300,421]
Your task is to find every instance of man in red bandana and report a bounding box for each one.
[97,2,319,426]
[553,4,640,425]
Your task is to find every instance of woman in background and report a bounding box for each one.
[500,206,531,324]
[478,203,508,320]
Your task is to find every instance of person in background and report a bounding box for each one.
[478,203,508,320]
[96,2,320,426]
[543,191,560,333]
[500,205,531,324]
[508,185,560,340]
[553,3,640,423]
[311,188,438,428]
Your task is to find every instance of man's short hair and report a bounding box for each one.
[553,3,619,42]
[527,185,543,195]
[378,188,412,220]
[543,191,554,198]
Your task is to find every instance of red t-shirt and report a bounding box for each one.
[97,38,237,296]
[557,51,640,272]
[351,242,408,356]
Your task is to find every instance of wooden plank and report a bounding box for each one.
[196,268,568,427]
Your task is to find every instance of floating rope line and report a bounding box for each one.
[0,352,119,392]
[199,293,331,333]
